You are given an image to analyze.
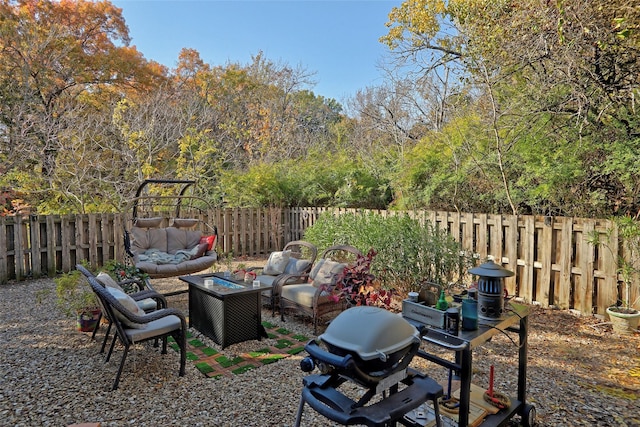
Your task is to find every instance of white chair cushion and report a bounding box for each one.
[125,314,182,343]
[106,287,147,329]
[96,272,124,292]
[283,258,311,274]
[263,250,291,275]
[281,284,332,307]
[310,260,346,288]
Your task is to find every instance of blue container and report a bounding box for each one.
[461,298,478,331]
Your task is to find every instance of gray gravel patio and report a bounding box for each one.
[1,273,639,426]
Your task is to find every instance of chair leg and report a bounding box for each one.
[100,322,112,354]
[112,344,130,390]
[433,396,442,427]
[178,330,186,376]
[161,336,168,354]
[271,295,276,317]
[91,313,102,340]
[106,334,118,362]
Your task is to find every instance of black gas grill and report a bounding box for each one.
[294,306,443,427]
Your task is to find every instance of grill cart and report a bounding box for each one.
[408,302,536,426]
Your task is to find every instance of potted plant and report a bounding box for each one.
[103,260,149,294]
[55,268,101,332]
[329,248,394,309]
[589,216,640,334]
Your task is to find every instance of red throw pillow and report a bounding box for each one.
[199,235,217,251]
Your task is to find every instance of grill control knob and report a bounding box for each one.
[300,357,315,372]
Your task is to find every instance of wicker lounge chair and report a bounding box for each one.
[279,245,362,334]
[79,268,167,355]
[246,240,318,316]
[78,265,187,390]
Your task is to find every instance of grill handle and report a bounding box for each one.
[421,329,468,351]
[304,340,354,369]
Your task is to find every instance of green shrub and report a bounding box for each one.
[54,269,97,317]
[303,211,473,294]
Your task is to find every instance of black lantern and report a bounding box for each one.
[468,260,514,321]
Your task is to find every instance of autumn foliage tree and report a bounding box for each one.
[0,0,165,212]
[1,0,639,218]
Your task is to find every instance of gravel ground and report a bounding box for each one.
[1,268,639,426]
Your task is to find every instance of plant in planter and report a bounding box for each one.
[55,268,101,332]
[217,251,234,275]
[588,216,640,334]
[327,248,394,309]
[103,260,149,294]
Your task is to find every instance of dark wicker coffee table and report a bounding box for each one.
[179,273,270,348]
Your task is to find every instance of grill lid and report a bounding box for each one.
[319,306,419,361]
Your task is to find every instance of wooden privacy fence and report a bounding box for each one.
[0,207,635,317]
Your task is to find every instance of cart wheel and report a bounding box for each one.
[522,404,536,427]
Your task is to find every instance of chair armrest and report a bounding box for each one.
[246,266,264,274]
[129,290,167,309]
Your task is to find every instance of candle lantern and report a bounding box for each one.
[468,260,514,321]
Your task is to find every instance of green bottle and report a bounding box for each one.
[436,289,449,311]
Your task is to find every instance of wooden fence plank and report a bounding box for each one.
[476,213,488,259]
[450,211,461,243]
[519,216,535,303]
[537,216,553,306]
[14,216,25,281]
[556,217,573,309]
[74,214,84,264]
[462,212,474,254]
[29,215,41,278]
[489,214,503,263]
[503,215,518,294]
[88,214,98,269]
[222,208,232,256]
[0,217,8,283]
[46,215,56,276]
[100,213,110,264]
[61,216,71,272]
[576,220,595,314]
[597,219,618,314]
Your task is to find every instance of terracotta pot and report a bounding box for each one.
[606,307,640,335]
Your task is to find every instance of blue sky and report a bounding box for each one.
[112,0,400,102]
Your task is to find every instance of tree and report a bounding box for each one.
[380,0,640,216]
[0,0,165,211]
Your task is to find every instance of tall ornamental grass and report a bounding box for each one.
[303,212,473,294]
